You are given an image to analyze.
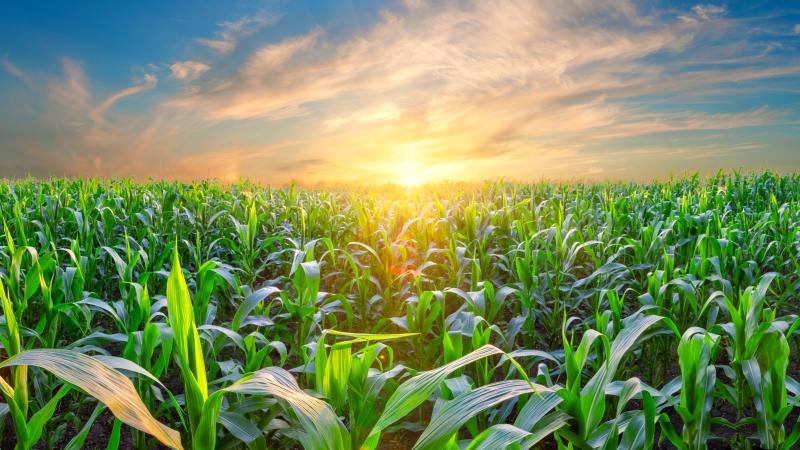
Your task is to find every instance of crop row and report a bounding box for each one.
[0,172,798,449]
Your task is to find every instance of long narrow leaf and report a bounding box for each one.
[0,349,183,449]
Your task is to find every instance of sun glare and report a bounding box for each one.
[396,160,426,187]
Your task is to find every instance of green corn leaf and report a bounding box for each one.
[465,424,531,450]
[414,379,552,450]
[514,391,563,430]
[24,384,72,449]
[106,419,122,450]
[0,349,183,449]
[166,246,208,434]
[364,344,504,449]
[225,366,350,450]
[218,410,263,444]
[324,329,419,341]
[580,314,666,437]
[232,286,280,330]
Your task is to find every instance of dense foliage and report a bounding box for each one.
[0,172,799,449]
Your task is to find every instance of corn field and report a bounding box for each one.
[0,172,799,449]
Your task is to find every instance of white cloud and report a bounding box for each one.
[679,4,726,24]
[794,24,800,35]
[196,37,235,54]
[169,60,210,81]
[162,0,799,182]
[692,4,726,21]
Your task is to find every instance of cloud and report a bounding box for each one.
[794,24,800,35]
[1,55,32,87]
[692,4,726,21]
[169,60,210,81]
[2,1,799,183]
[0,59,174,179]
[325,102,403,130]
[93,73,157,120]
[153,0,800,182]
[172,1,694,121]
[679,4,726,24]
[244,27,322,75]
[196,14,279,54]
[196,38,235,55]
[46,58,91,126]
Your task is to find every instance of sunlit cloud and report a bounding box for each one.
[1,1,798,182]
[0,59,171,178]
[169,61,210,81]
[196,14,279,55]
[680,4,727,23]
[324,102,402,130]
[93,73,157,120]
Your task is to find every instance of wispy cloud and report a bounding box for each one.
[2,55,33,88]
[196,14,279,55]
[158,0,800,182]
[0,59,172,178]
[683,4,727,23]
[324,102,403,130]
[93,73,157,120]
[169,60,209,81]
[172,1,702,123]
[1,1,799,182]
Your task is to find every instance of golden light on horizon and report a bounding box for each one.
[394,143,427,187]
[0,1,795,182]
[396,163,425,187]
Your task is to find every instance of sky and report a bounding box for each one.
[1,0,799,184]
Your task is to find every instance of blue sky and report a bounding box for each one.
[1,0,799,183]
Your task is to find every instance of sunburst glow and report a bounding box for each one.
[0,1,797,181]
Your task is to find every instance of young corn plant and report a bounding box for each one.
[362,344,538,450]
[659,327,720,450]
[554,310,674,448]
[279,259,325,360]
[313,329,416,448]
[166,248,350,449]
[391,290,444,369]
[743,328,800,449]
[0,277,182,450]
[164,247,210,446]
[709,273,778,418]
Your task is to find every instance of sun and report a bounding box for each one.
[398,172,425,187]
[396,161,426,187]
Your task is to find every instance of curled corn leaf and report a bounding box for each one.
[1,349,184,450]
[225,366,350,450]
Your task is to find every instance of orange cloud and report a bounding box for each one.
[2,1,799,183]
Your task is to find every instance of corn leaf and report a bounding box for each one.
[414,379,551,450]
[0,349,183,449]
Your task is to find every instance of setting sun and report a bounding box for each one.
[1,1,798,181]
[396,167,425,187]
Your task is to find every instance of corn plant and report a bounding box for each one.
[0,173,798,448]
[0,277,182,449]
[659,327,720,449]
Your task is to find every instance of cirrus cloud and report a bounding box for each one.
[1,1,799,183]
